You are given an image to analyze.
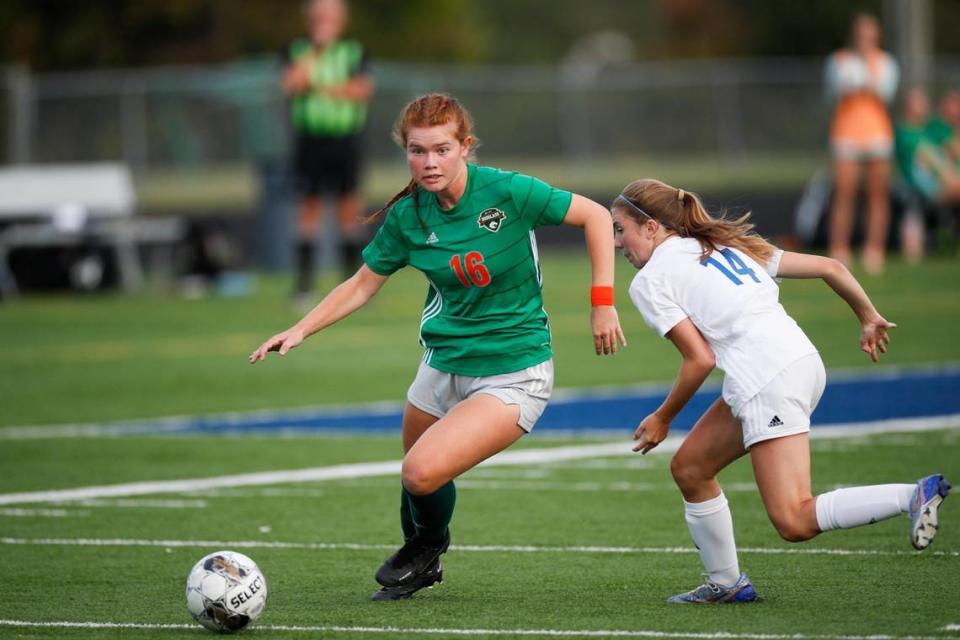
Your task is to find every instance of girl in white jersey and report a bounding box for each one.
[611,178,950,604]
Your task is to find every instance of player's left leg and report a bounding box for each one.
[750,433,819,541]
[750,433,951,550]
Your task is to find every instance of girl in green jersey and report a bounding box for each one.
[250,93,625,600]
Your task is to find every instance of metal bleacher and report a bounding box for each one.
[0,163,184,299]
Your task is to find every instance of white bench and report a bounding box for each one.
[0,163,182,298]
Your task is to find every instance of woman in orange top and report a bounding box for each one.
[824,13,898,274]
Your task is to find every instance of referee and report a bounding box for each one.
[282,0,373,305]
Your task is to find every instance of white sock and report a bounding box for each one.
[815,484,915,532]
[684,491,741,587]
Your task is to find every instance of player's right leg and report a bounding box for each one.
[667,398,755,604]
[372,395,526,600]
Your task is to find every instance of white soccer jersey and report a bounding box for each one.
[628,237,818,414]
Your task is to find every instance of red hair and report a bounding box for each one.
[367,93,477,223]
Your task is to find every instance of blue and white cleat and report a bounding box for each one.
[910,474,951,550]
[667,573,757,604]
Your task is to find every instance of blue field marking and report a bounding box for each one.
[148,364,960,436]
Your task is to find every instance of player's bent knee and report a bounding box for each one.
[770,512,818,543]
[670,454,709,493]
[401,460,445,496]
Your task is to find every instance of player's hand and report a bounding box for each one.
[633,413,669,454]
[859,313,895,363]
[591,305,627,356]
[248,327,306,364]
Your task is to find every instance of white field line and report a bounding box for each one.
[0,508,88,518]
[1,418,958,508]
[0,620,950,639]
[0,442,629,506]
[56,498,207,509]
[941,625,960,631]
[188,481,760,497]
[1,537,957,558]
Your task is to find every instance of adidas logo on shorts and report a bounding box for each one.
[768,415,784,428]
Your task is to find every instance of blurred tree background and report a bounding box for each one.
[3,0,960,71]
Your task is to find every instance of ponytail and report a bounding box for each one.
[365,179,418,224]
[365,178,428,232]
[615,178,776,266]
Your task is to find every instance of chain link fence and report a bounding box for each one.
[5,56,959,172]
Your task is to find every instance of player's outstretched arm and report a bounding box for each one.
[775,251,896,362]
[562,194,627,355]
[633,319,715,454]
[249,265,388,363]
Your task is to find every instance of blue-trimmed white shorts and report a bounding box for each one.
[406,360,554,432]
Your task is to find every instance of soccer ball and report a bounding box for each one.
[185,550,268,633]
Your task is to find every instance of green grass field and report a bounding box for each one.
[1,252,958,639]
[0,430,957,639]
[2,251,959,428]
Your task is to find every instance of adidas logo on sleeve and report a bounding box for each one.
[767,415,784,428]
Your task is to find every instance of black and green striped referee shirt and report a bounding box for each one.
[287,38,369,137]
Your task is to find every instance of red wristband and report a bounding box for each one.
[590,286,614,307]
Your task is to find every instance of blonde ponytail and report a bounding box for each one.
[615,178,776,266]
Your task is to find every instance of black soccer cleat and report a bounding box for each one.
[370,560,443,601]
[375,529,450,588]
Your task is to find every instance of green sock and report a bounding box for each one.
[400,486,417,541]
[405,481,456,544]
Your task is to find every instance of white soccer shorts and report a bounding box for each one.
[406,359,554,432]
[736,353,826,449]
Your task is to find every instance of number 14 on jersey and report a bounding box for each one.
[703,248,761,286]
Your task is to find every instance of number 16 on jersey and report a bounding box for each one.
[450,251,491,288]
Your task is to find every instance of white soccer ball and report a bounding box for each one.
[185,550,268,633]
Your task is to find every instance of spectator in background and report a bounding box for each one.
[926,90,959,151]
[936,91,960,168]
[893,87,934,262]
[910,90,960,208]
[825,13,898,274]
[282,0,373,306]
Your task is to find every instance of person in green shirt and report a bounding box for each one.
[925,90,958,149]
[282,0,373,305]
[907,90,960,206]
[894,88,932,194]
[250,93,625,600]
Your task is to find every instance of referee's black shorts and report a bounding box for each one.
[293,133,362,197]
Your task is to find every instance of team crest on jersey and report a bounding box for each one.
[477,208,506,232]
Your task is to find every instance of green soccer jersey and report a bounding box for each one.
[362,164,573,376]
